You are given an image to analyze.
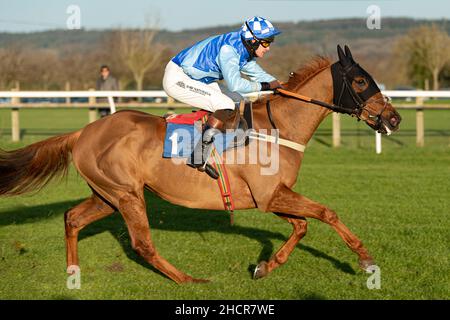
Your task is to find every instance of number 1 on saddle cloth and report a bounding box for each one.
[162,118,237,162]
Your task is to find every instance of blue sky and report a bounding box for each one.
[0,0,449,32]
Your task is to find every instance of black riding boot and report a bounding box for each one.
[187,124,220,179]
[187,108,238,179]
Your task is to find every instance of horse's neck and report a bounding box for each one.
[254,68,333,146]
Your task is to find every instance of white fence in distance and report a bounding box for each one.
[1,89,449,153]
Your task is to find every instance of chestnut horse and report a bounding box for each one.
[0,46,401,283]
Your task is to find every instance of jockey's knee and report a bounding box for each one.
[212,108,236,120]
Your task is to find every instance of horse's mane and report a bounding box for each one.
[283,56,332,91]
[254,56,331,105]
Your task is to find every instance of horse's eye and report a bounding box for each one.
[356,79,366,85]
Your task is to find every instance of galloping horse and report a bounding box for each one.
[0,46,401,283]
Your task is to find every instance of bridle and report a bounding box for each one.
[271,61,390,133]
[254,59,395,153]
[335,62,389,131]
[336,63,367,114]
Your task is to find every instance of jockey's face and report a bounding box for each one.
[253,40,270,58]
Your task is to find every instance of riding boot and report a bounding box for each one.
[187,108,237,179]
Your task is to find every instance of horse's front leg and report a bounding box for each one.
[266,184,375,271]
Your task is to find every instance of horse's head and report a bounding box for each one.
[332,45,401,135]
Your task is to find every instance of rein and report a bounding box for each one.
[275,88,353,114]
[264,87,355,133]
[275,68,389,134]
[270,86,389,136]
[258,88,343,153]
[257,61,390,152]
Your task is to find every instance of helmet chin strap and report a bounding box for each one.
[242,36,258,60]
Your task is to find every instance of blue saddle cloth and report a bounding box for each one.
[163,123,236,158]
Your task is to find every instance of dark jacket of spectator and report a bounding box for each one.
[96,75,119,104]
[96,75,119,91]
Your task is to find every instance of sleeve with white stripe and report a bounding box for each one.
[218,45,261,94]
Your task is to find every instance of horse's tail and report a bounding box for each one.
[0,130,82,196]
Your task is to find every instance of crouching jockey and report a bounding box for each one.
[163,16,283,178]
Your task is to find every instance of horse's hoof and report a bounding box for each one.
[66,265,80,275]
[359,258,376,272]
[253,261,268,279]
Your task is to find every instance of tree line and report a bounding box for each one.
[0,23,449,91]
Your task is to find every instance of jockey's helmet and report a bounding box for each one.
[240,16,281,53]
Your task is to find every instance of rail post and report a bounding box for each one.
[332,112,341,147]
[416,96,424,147]
[11,88,20,142]
[88,88,97,123]
[65,82,71,105]
[375,132,382,154]
[167,96,175,105]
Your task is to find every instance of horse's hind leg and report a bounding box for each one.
[254,213,308,279]
[117,192,209,284]
[64,193,115,270]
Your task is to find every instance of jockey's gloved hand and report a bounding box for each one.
[260,80,283,91]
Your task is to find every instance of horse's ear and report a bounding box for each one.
[344,45,355,64]
[337,45,351,67]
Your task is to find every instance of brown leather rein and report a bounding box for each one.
[275,88,351,114]
[274,87,391,134]
[264,88,351,131]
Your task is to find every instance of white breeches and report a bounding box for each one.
[162,61,235,112]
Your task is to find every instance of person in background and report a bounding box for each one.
[96,65,119,118]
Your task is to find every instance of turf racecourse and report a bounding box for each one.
[0,107,449,300]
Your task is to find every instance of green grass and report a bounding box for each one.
[0,108,449,300]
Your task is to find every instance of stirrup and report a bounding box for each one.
[186,145,219,179]
[199,163,219,180]
[187,161,219,179]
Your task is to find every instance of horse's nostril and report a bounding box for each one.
[390,117,398,127]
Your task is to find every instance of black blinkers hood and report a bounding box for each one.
[331,45,380,112]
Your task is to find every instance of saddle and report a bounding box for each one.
[165,101,253,150]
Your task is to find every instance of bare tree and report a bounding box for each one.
[23,49,61,90]
[60,47,97,90]
[0,44,25,89]
[116,17,164,95]
[101,31,134,90]
[400,24,450,90]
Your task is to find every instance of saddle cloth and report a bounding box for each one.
[163,111,238,159]
[165,110,209,125]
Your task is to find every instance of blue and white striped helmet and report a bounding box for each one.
[240,16,281,40]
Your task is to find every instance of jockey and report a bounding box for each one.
[163,16,282,178]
